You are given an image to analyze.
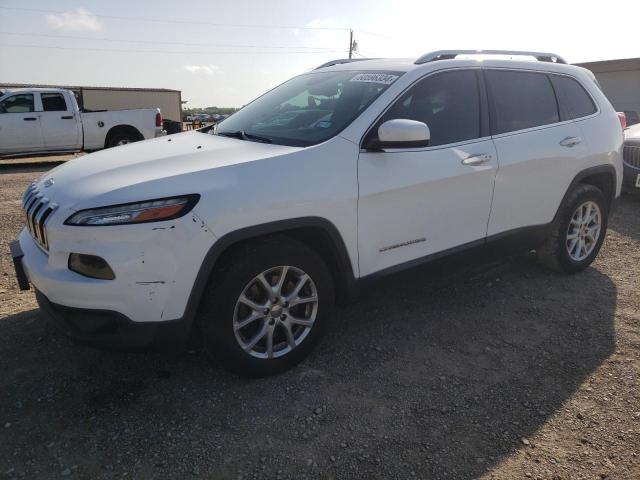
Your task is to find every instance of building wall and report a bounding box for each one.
[593,70,640,112]
[81,89,182,122]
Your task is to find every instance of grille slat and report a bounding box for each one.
[21,185,56,251]
[38,208,54,249]
[22,183,36,206]
[29,203,44,244]
[623,145,640,168]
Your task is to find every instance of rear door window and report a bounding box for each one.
[41,93,68,112]
[486,70,560,135]
[550,75,597,120]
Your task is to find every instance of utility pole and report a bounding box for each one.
[348,29,354,59]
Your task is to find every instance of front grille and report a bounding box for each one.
[22,183,57,251]
[623,144,640,168]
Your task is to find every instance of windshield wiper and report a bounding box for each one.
[216,130,272,144]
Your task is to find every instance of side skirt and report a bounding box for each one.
[356,223,552,288]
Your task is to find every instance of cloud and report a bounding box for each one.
[47,8,102,31]
[183,64,220,76]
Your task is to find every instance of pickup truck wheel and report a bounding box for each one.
[197,236,335,377]
[106,131,139,148]
[537,184,608,273]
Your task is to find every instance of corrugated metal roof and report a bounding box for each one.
[0,83,180,93]
[574,57,640,73]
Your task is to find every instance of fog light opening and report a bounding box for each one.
[68,253,115,280]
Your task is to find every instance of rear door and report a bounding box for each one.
[357,69,498,276]
[0,93,44,154]
[38,92,82,149]
[485,69,589,236]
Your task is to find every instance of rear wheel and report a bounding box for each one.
[197,236,335,377]
[106,130,140,148]
[537,184,608,273]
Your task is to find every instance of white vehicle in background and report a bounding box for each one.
[11,50,623,377]
[0,88,165,156]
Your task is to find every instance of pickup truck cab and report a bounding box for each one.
[11,50,623,377]
[0,88,165,156]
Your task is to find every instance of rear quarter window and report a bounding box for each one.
[550,75,597,120]
[486,70,560,135]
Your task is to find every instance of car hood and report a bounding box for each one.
[32,131,301,210]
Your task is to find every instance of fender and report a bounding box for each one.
[104,125,143,147]
[553,164,617,223]
[179,216,356,338]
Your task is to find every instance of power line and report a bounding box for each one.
[0,43,347,55]
[354,29,395,39]
[0,6,351,31]
[0,31,344,51]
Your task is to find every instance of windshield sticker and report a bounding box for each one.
[316,121,332,129]
[349,73,399,85]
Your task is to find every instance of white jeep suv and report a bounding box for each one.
[11,50,623,377]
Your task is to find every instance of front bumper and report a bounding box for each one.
[35,289,190,351]
[9,240,29,291]
[10,231,194,351]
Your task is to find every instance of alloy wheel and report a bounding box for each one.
[233,266,318,359]
[566,200,602,261]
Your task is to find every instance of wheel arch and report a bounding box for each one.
[104,124,144,148]
[181,217,356,336]
[554,165,617,223]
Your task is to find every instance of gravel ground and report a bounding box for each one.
[0,153,80,168]
[1,165,639,480]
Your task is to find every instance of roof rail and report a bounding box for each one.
[415,50,567,65]
[314,58,376,70]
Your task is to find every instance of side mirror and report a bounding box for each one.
[368,119,430,150]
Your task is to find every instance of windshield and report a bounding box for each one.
[212,71,403,147]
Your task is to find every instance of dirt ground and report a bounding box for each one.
[0,164,639,480]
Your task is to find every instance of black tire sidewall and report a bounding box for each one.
[199,237,335,377]
[555,186,608,272]
[107,133,136,148]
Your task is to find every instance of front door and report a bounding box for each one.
[357,69,498,276]
[0,93,44,154]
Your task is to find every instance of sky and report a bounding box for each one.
[1,0,638,108]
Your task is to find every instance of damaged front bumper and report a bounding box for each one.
[35,289,190,351]
[13,203,216,328]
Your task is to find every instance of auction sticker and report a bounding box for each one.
[350,73,399,85]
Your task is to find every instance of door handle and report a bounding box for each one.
[60,115,74,119]
[560,136,582,147]
[462,153,492,166]
[23,117,38,121]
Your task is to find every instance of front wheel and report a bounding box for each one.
[197,236,335,377]
[537,184,608,273]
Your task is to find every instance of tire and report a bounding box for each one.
[537,184,608,273]
[106,131,139,148]
[197,235,335,377]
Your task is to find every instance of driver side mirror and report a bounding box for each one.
[365,119,430,150]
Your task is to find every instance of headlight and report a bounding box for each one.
[64,195,200,226]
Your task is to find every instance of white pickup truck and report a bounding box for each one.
[0,88,166,156]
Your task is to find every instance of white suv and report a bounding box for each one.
[11,50,623,377]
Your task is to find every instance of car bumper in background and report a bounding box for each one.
[622,162,640,193]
